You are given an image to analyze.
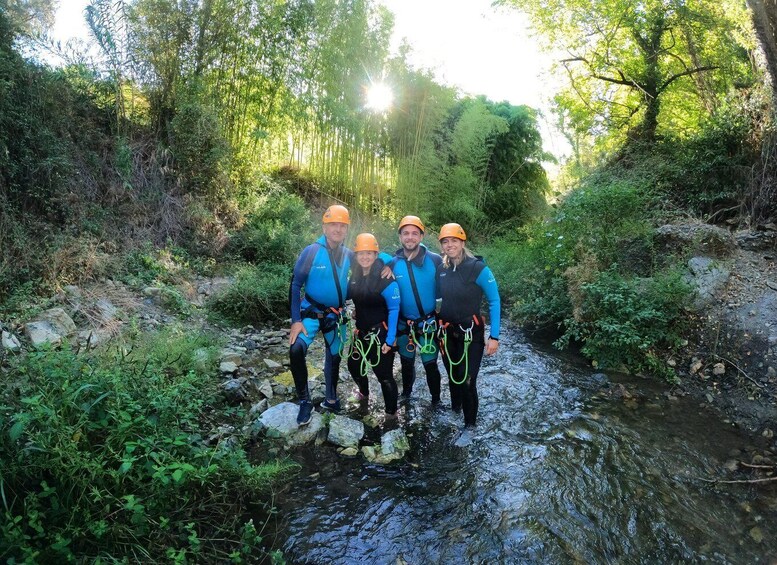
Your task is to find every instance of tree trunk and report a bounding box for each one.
[747,0,777,100]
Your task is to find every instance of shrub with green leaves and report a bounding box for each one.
[208,263,292,324]
[229,186,311,266]
[0,326,293,562]
[556,268,691,380]
[483,170,692,378]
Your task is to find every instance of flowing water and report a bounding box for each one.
[264,327,777,564]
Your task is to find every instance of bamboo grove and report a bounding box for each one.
[74,0,549,229]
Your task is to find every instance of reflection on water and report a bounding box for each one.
[264,329,777,564]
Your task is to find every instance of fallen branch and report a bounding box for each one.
[697,475,777,484]
[740,461,776,470]
[714,355,765,389]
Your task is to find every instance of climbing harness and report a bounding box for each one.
[439,315,480,385]
[349,322,386,377]
[337,309,355,357]
[406,315,438,355]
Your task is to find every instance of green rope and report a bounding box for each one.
[441,323,473,385]
[409,318,438,356]
[351,330,382,377]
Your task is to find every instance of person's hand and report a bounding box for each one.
[289,321,307,345]
[485,338,499,355]
[380,265,395,279]
[381,343,392,354]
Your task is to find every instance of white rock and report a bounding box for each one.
[77,330,103,348]
[142,287,162,297]
[264,358,282,369]
[38,307,76,337]
[95,298,119,323]
[220,361,239,374]
[257,380,274,399]
[252,401,324,446]
[25,322,62,349]
[1,330,22,352]
[248,398,270,417]
[712,362,725,376]
[689,359,703,375]
[63,285,82,298]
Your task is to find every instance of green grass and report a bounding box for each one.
[0,325,295,562]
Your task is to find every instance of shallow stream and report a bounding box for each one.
[264,327,777,564]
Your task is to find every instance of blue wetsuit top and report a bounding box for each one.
[347,259,400,345]
[390,244,442,321]
[290,235,351,323]
[436,256,501,340]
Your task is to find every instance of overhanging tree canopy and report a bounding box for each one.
[499,0,755,145]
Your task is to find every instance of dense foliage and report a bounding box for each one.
[500,0,756,152]
[0,326,291,562]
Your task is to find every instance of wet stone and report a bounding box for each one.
[251,401,324,447]
[327,414,364,449]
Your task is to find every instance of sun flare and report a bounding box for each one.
[365,82,393,112]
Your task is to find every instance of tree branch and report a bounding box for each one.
[659,65,717,93]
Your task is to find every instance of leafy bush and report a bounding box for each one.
[228,186,312,265]
[556,268,691,380]
[170,91,231,201]
[483,171,691,377]
[0,326,293,562]
[208,263,292,324]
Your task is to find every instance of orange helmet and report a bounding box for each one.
[322,204,350,224]
[438,223,467,241]
[398,215,425,233]
[353,233,380,253]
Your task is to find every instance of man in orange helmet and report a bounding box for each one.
[390,215,443,405]
[289,205,352,425]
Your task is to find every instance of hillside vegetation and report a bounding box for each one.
[3,0,777,558]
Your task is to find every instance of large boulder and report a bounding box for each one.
[327,415,364,449]
[655,223,736,259]
[250,401,324,446]
[25,322,62,349]
[38,308,76,337]
[2,330,22,353]
[685,256,731,309]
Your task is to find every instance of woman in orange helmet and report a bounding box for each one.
[345,233,401,419]
[436,223,500,441]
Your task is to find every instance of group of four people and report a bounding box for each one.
[288,205,501,432]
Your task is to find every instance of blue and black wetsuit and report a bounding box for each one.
[391,244,443,402]
[437,256,500,426]
[346,259,401,414]
[289,235,351,403]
